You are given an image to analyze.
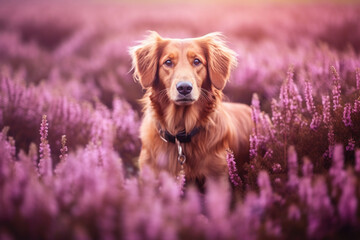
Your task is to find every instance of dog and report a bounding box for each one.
[130,31,253,184]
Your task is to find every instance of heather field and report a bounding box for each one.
[1,0,360,239]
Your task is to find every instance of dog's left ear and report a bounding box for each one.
[202,33,237,90]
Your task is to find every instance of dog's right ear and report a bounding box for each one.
[129,31,162,88]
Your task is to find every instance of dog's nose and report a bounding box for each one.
[176,82,193,96]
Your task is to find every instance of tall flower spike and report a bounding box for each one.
[287,146,299,189]
[258,171,273,206]
[353,100,360,113]
[322,95,331,125]
[304,79,315,114]
[38,115,52,177]
[302,157,313,178]
[249,131,259,159]
[310,112,322,131]
[330,66,341,111]
[271,99,283,130]
[326,125,335,159]
[342,103,352,127]
[338,171,357,225]
[280,67,294,125]
[226,149,242,187]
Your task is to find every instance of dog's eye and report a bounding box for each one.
[193,58,201,66]
[164,59,173,67]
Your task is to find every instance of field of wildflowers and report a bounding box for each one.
[1,1,360,239]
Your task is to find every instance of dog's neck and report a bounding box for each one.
[145,86,222,135]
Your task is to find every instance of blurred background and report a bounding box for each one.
[1,0,359,108]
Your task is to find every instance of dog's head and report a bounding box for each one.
[130,31,237,106]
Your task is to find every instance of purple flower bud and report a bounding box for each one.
[288,204,301,221]
[310,112,322,130]
[322,95,331,125]
[304,79,315,114]
[302,157,313,178]
[338,171,357,225]
[258,171,273,206]
[264,149,274,161]
[226,150,242,187]
[249,132,259,159]
[38,115,52,177]
[287,146,299,189]
[355,149,360,173]
[342,103,352,127]
[353,100,360,113]
[272,163,281,173]
[346,138,355,151]
[330,66,341,111]
[327,125,335,158]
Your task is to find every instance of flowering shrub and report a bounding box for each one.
[1,1,360,239]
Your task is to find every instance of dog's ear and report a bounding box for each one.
[202,33,237,90]
[129,31,162,88]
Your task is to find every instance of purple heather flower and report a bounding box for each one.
[304,79,315,114]
[322,95,331,125]
[310,112,322,130]
[265,220,282,238]
[346,138,355,151]
[274,178,281,185]
[330,145,346,197]
[249,131,259,159]
[272,163,281,173]
[338,171,357,225]
[343,103,352,127]
[355,149,360,173]
[271,99,283,130]
[264,149,274,161]
[302,157,313,178]
[326,125,335,159]
[205,179,231,238]
[287,146,299,189]
[226,149,242,187]
[38,115,52,177]
[330,66,341,111]
[331,144,344,171]
[262,114,275,140]
[258,171,273,207]
[307,177,334,238]
[280,67,296,125]
[353,100,360,113]
[280,79,290,113]
[288,204,301,221]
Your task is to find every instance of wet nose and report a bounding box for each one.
[176,81,193,96]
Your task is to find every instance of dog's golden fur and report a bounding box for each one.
[130,31,253,181]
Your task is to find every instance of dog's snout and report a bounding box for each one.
[176,82,193,96]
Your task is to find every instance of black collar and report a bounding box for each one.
[159,127,201,143]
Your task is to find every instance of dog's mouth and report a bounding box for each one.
[175,98,195,105]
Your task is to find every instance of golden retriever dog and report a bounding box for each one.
[130,31,253,184]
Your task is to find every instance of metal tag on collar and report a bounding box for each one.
[175,139,186,165]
